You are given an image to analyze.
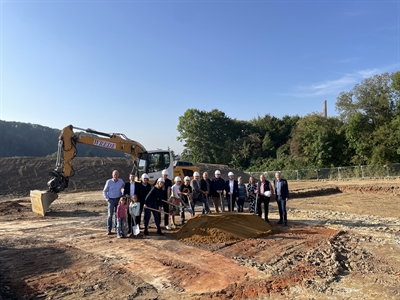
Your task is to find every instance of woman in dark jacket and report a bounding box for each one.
[143,178,164,235]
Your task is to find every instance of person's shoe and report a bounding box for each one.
[171,224,176,229]
[144,229,149,236]
[284,222,288,226]
[277,220,283,224]
[165,225,171,230]
[129,233,134,238]
[265,219,270,223]
[157,228,163,235]
[181,220,186,225]
[117,235,121,238]
[107,230,112,235]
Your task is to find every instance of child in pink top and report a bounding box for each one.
[116,196,129,238]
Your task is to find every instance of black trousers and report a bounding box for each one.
[256,195,270,221]
[157,201,169,226]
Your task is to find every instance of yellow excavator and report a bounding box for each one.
[30,125,199,216]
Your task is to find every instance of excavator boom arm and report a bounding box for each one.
[47,125,147,193]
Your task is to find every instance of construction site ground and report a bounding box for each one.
[0,158,399,299]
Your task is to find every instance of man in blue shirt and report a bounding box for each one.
[103,170,125,235]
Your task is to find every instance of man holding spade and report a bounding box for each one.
[225,171,239,212]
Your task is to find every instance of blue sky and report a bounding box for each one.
[1,0,399,154]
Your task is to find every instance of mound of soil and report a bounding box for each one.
[174,213,277,244]
[0,200,31,216]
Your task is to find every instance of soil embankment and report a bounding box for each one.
[0,157,249,197]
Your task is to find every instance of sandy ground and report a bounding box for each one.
[1,178,400,300]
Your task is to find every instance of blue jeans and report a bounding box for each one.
[277,196,287,222]
[192,194,211,215]
[107,198,119,231]
[237,198,245,212]
[117,217,126,237]
[144,204,161,229]
[180,202,187,222]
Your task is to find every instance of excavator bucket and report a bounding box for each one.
[30,190,58,216]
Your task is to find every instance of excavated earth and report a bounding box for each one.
[0,157,400,299]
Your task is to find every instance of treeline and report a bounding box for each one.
[177,72,400,171]
[0,121,125,158]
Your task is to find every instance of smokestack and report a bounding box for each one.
[323,100,327,117]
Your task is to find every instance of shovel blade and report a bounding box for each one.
[133,224,140,235]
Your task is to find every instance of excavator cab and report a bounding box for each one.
[138,151,173,184]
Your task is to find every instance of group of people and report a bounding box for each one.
[102,168,289,238]
[207,170,289,225]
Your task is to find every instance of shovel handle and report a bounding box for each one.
[145,206,171,215]
[162,199,181,208]
[218,191,225,212]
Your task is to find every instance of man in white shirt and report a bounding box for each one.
[103,170,125,235]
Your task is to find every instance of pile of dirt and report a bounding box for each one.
[174,213,277,244]
[0,200,31,216]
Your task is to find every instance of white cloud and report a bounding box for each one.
[283,66,396,98]
[357,68,380,78]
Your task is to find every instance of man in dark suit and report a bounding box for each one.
[273,171,289,226]
[225,172,239,212]
[190,171,211,215]
[124,172,142,235]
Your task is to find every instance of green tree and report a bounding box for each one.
[289,113,348,168]
[336,72,396,126]
[392,71,400,91]
[336,72,400,164]
[250,114,300,159]
[177,109,238,164]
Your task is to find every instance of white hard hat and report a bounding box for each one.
[264,191,272,197]
[161,169,169,175]
[184,176,190,181]
[174,176,182,182]
[141,173,149,179]
[215,170,221,175]
[193,171,200,177]
[157,177,165,183]
[228,172,234,176]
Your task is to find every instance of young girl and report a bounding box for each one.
[169,176,182,229]
[116,196,129,238]
[129,195,141,237]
